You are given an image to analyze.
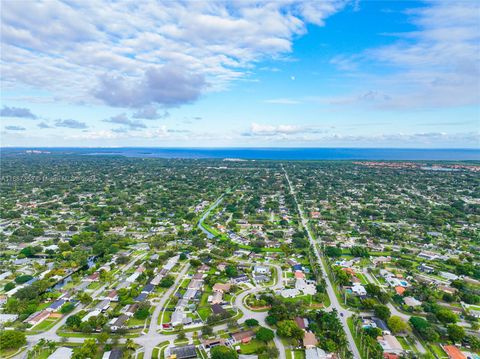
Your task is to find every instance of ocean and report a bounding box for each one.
[2,147,479,160]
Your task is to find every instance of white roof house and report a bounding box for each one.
[82,310,101,322]
[48,347,73,359]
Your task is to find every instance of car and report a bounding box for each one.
[340,313,344,317]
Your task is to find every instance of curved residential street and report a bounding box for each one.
[234,262,286,359]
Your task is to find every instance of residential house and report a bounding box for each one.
[48,347,73,359]
[303,331,318,349]
[126,304,139,317]
[47,299,66,312]
[212,283,231,293]
[82,310,101,322]
[254,265,269,274]
[24,310,50,326]
[167,344,197,359]
[231,330,255,344]
[377,335,403,354]
[96,299,111,312]
[443,345,467,359]
[210,291,223,305]
[211,303,226,315]
[111,314,128,331]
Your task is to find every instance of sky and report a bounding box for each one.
[1,0,479,148]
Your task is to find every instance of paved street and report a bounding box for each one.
[283,166,362,359]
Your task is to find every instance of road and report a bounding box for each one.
[234,262,286,359]
[282,166,361,359]
[138,263,191,359]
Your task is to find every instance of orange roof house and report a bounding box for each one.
[384,354,400,359]
[294,271,306,279]
[395,286,406,295]
[443,346,466,359]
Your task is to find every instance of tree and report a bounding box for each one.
[245,318,259,327]
[264,346,279,358]
[325,246,342,258]
[409,317,439,342]
[77,292,92,305]
[210,345,238,359]
[225,265,238,278]
[447,324,465,343]
[134,303,150,320]
[374,305,391,321]
[276,320,304,340]
[4,282,15,291]
[0,330,26,350]
[365,283,381,297]
[387,316,408,334]
[201,325,213,336]
[179,253,187,260]
[60,302,75,314]
[72,339,96,359]
[159,275,175,288]
[436,309,457,324]
[256,327,275,343]
[66,314,82,329]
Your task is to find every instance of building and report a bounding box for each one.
[171,311,186,326]
[96,299,111,312]
[395,286,406,296]
[202,338,226,349]
[0,314,18,324]
[48,347,73,359]
[231,330,255,344]
[82,310,101,322]
[212,283,231,293]
[24,310,50,326]
[111,314,128,331]
[295,317,308,330]
[403,297,422,307]
[303,331,318,349]
[211,303,227,315]
[134,293,148,302]
[86,272,100,282]
[150,273,164,286]
[47,299,66,312]
[377,335,403,354]
[102,348,123,359]
[254,265,269,274]
[373,318,391,335]
[351,283,367,296]
[443,345,467,359]
[281,288,300,298]
[106,290,118,301]
[167,344,197,359]
[126,304,139,316]
[210,291,223,305]
[232,274,249,284]
[306,348,330,359]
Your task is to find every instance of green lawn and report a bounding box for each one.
[239,339,266,355]
[29,318,58,332]
[197,307,210,321]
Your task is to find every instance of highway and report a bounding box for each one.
[283,165,362,359]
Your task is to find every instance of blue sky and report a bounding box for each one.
[1,0,479,148]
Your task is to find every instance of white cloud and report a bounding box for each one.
[1,1,346,108]
[264,98,301,105]
[330,1,480,109]
[103,113,146,130]
[243,122,326,137]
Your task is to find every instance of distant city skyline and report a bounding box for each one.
[1,1,479,148]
